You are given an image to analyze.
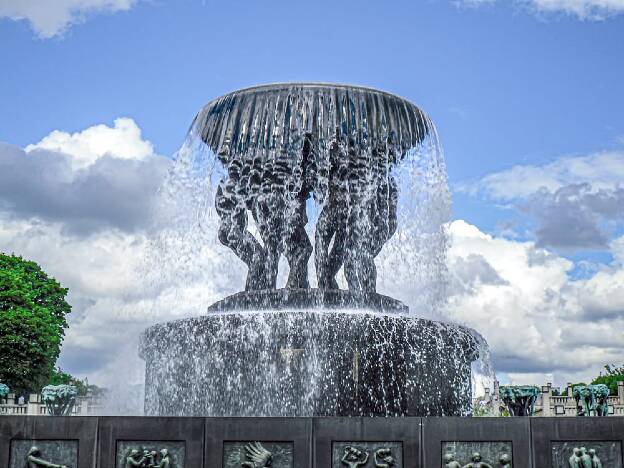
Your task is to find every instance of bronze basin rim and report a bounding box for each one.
[203,82,419,107]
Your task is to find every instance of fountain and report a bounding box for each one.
[140,83,484,417]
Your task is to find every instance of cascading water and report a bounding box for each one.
[140,83,492,417]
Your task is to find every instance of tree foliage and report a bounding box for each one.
[0,253,71,393]
[592,364,624,396]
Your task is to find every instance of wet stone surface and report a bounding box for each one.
[551,441,622,468]
[222,442,293,468]
[10,439,78,468]
[332,442,403,468]
[116,441,185,468]
[441,441,512,467]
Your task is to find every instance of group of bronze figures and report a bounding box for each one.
[198,84,432,295]
[213,131,400,294]
[499,386,540,416]
[499,384,611,417]
[443,452,511,468]
[573,384,610,417]
[568,447,603,468]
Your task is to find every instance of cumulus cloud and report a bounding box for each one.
[456,0,624,19]
[446,220,624,385]
[1,118,623,407]
[0,118,169,235]
[462,151,624,200]
[0,0,138,38]
[461,151,624,250]
[26,118,154,169]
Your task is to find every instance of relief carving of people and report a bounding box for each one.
[124,447,173,468]
[26,447,68,468]
[340,446,369,468]
[373,448,395,468]
[443,452,462,468]
[568,447,592,468]
[461,452,493,468]
[499,453,512,467]
[587,449,602,468]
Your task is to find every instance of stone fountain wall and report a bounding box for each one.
[2,415,624,467]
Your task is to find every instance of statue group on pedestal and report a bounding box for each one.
[573,385,610,417]
[124,448,172,468]
[443,452,511,468]
[41,384,77,416]
[568,447,602,468]
[498,386,539,416]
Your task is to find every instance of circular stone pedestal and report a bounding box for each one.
[140,290,480,417]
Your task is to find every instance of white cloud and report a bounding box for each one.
[457,0,624,19]
[0,119,168,235]
[460,152,624,250]
[530,0,624,19]
[446,220,624,386]
[0,0,137,38]
[26,117,154,169]
[463,151,624,201]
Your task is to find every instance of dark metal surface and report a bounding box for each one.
[313,417,420,468]
[206,289,408,313]
[0,416,97,468]
[204,418,312,468]
[96,417,204,468]
[4,416,624,467]
[531,417,624,468]
[422,417,532,468]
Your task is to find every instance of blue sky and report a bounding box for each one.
[1,0,623,393]
[2,1,623,232]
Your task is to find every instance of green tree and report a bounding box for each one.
[592,364,624,396]
[0,253,71,393]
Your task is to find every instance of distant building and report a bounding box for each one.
[0,392,102,416]
[477,381,624,416]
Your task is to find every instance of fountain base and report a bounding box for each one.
[140,291,480,417]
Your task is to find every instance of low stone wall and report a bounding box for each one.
[1,416,623,467]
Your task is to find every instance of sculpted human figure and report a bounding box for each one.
[443,452,462,468]
[569,447,587,468]
[125,449,145,468]
[154,449,171,468]
[315,134,398,292]
[579,448,593,468]
[215,134,313,292]
[461,452,493,468]
[374,448,396,467]
[241,442,273,468]
[341,446,369,468]
[588,449,602,468]
[26,447,68,468]
[499,453,512,467]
